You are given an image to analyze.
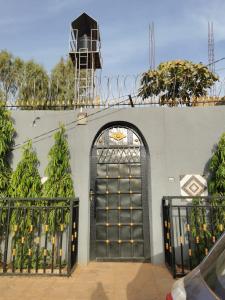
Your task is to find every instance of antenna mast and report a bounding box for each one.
[208,21,215,96]
[149,22,155,70]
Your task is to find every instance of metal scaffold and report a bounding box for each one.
[69,13,102,107]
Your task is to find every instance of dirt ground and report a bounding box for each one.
[0,262,174,300]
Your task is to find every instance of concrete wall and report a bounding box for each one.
[11,106,225,265]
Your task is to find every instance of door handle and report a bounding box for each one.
[90,190,96,218]
[90,190,94,202]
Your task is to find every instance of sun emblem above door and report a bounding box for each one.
[110,131,126,141]
[95,126,141,147]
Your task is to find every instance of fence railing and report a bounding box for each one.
[0,198,79,276]
[162,196,225,278]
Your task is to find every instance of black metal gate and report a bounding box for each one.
[90,124,150,261]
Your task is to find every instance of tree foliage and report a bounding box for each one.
[0,50,23,102]
[9,141,42,198]
[0,50,76,108]
[8,141,43,269]
[50,57,91,108]
[190,198,212,264]
[0,50,97,108]
[139,60,218,106]
[200,133,225,248]
[42,125,74,198]
[208,133,225,195]
[0,89,4,101]
[0,102,15,196]
[50,57,75,107]
[17,60,49,108]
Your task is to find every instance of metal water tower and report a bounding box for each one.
[69,13,102,107]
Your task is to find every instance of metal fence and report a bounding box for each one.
[163,196,225,278]
[0,198,79,276]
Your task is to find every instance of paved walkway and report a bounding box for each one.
[0,263,174,300]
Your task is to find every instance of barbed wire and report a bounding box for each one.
[1,72,225,108]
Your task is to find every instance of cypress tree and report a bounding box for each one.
[190,133,225,263]
[43,125,74,253]
[207,133,225,241]
[0,102,15,197]
[9,141,41,198]
[42,125,74,198]
[208,133,225,196]
[8,141,42,269]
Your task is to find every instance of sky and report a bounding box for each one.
[1,0,225,78]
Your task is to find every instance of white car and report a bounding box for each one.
[166,232,225,300]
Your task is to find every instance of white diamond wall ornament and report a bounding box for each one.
[180,175,208,196]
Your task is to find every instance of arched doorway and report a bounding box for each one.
[90,123,150,261]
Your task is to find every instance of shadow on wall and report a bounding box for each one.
[91,282,109,300]
[203,143,217,177]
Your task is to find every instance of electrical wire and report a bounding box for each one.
[9,59,225,152]
[206,57,225,67]
[12,93,137,151]
[12,92,225,152]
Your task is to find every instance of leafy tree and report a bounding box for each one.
[9,141,43,270]
[0,101,15,196]
[43,125,74,198]
[139,60,218,106]
[204,133,225,245]
[0,50,93,109]
[188,134,225,267]
[208,133,225,196]
[42,125,74,250]
[0,50,23,103]
[16,60,49,108]
[0,90,4,101]
[9,141,42,198]
[190,198,212,265]
[50,57,92,108]
[50,57,75,108]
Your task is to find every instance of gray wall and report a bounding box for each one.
[11,106,225,265]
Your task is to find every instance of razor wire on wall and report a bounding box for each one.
[1,72,225,109]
